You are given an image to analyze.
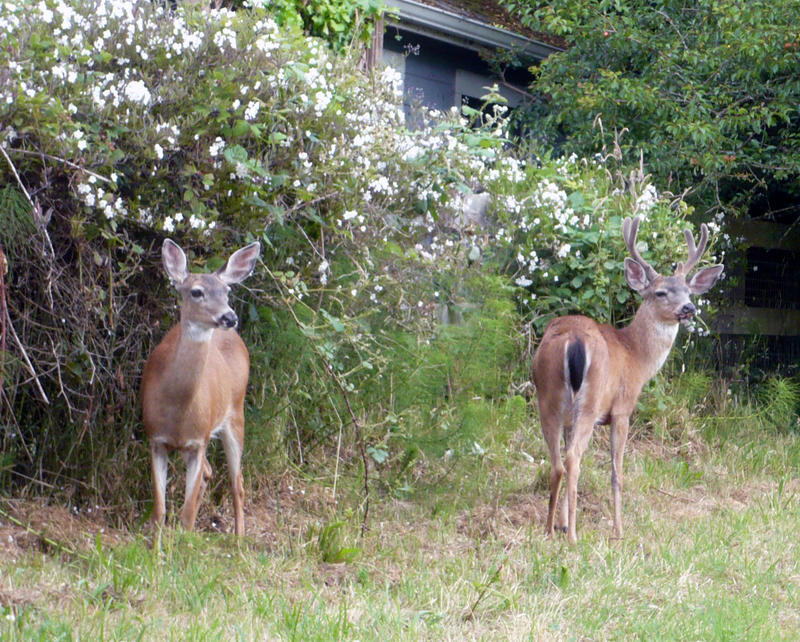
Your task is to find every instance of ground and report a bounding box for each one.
[3,427,800,641]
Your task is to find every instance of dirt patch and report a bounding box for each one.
[0,586,44,609]
[0,475,341,565]
[644,477,800,524]
[1,498,124,562]
[246,476,342,548]
[630,430,709,466]
[455,493,545,550]
[4,459,790,570]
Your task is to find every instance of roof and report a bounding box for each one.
[384,0,566,59]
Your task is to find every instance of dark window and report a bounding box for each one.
[744,247,800,310]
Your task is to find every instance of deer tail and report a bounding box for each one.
[565,339,588,394]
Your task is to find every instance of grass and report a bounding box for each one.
[3,376,800,641]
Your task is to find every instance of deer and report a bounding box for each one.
[531,215,724,544]
[141,238,261,536]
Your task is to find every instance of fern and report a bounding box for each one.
[0,184,34,258]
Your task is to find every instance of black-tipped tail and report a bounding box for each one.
[567,340,586,393]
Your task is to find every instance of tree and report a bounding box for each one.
[505,0,800,215]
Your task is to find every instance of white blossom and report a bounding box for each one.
[124,80,151,105]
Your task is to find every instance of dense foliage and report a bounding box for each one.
[505,0,800,214]
[264,0,386,53]
[0,0,719,510]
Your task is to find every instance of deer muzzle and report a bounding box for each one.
[218,311,238,329]
[676,302,697,325]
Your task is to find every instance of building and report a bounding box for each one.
[714,189,800,374]
[377,0,564,118]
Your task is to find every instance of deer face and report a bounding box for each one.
[636,272,696,325]
[622,216,724,327]
[175,274,238,332]
[161,239,261,341]
[624,224,725,327]
[630,270,723,326]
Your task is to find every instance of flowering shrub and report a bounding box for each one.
[0,0,722,504]
[488,155,727,333]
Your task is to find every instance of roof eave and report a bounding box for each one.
[383,0,564,59]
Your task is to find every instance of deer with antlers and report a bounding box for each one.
[142,239,261,536]
[532,216,724,543]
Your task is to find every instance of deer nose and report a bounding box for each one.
[681,302,696,316]
[219,311,238,329]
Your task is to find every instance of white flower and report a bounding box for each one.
[154,144,164,160]
[124,80,151,105]
[637,184,659,213]
[244,100,260,121]
[163,216,175,232]
[343,210,358,221]
[209,137,226,157]
[39,1,54,23]
[515,276,533,287]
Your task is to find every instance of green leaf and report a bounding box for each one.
[321,309,346,332]
[568,191,586,208]
[223,145,249,163]
[229,120,250,137]
[245,194,269,208]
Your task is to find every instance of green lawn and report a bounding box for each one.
[3,403,800,641]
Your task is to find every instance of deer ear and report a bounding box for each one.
[162,239,189,285]
[624,257,650,292]
[217,242,261,285]
[687,264,724,295]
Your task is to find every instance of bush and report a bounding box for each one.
[0,0,722,513]
[490,153,728,334]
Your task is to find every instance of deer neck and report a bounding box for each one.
[621,304,680,382]
[163,323,215,401]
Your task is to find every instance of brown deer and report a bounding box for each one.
[532,216,723,543]
[142,239,261,536]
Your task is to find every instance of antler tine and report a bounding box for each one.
[622,216,659,280]
[675,223,709,276]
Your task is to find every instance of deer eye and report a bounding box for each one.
[655,290,667,298]
[190,288,204,299]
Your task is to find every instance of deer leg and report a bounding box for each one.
[150,441,169,529]
[180,442,210,532]
[220,418,245,536]
[564,418,596,544]
[541,416,565,538]
[610,415,631,540]
[556,423,575,534]
[197,456,213,509]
